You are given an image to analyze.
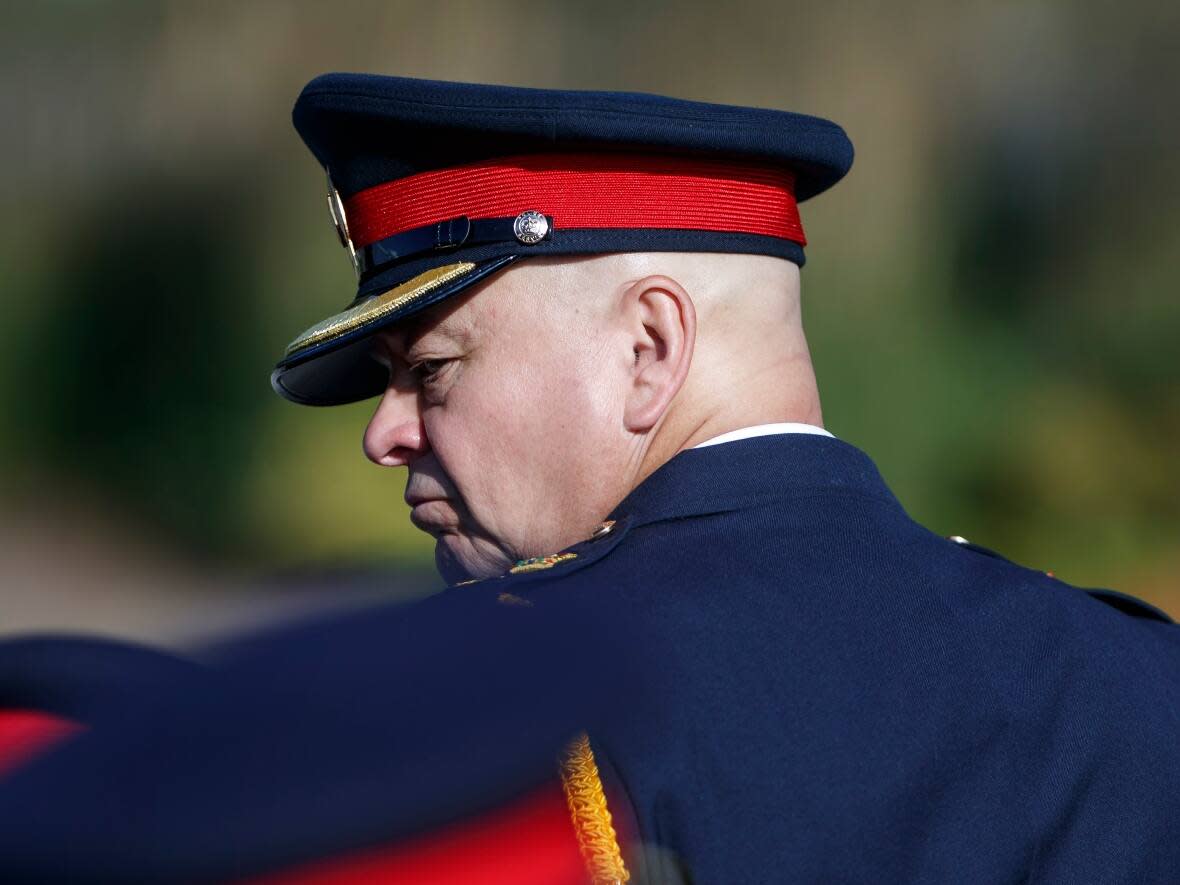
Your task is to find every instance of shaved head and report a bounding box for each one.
[509,252,820,471]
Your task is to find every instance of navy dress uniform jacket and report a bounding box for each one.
[0,434,1177,883]
[542,434,1180,882]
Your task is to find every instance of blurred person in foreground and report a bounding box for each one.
[1,74,1179,884]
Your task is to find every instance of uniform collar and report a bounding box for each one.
[609,433,899,529]
[692,422,833,449]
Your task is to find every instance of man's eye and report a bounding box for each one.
[410,359,449,383]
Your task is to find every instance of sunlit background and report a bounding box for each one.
[2,1,1177,644]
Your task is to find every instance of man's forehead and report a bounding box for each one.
[378,295,481,355]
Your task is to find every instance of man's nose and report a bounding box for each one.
[362,386,429,467]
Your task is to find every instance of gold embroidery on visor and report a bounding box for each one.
[285,262,477,357]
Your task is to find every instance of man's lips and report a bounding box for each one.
[404,493,443,508]
[406,497,458,534]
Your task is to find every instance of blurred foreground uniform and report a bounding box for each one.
[0,585,650,883]
[0,636,204,776]
[1,75,1178,883]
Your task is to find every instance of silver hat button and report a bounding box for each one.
[513,210,549,245]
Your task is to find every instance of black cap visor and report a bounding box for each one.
[271,255,519,406]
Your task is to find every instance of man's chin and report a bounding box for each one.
[434,534,508,586]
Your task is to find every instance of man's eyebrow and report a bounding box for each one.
[378,300,474,358]
[404,317,472,353]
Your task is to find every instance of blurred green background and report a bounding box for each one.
[2,0,1177,642]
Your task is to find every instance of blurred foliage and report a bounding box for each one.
[13,181,261,552]
[1,0,1176,616]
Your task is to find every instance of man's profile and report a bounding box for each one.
[360,252,822,584]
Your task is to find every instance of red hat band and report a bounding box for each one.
[342,153,806,251]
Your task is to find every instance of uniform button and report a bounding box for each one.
[513,210,549,244]
[947,535,969,544]
[590,520,616,540]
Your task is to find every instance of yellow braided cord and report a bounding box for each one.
[559,733,630,885]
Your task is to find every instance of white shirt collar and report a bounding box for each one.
[692,422,834,449]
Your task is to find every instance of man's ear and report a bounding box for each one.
[621,275,696,432]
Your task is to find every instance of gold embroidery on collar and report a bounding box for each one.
[509,552,577,574]
[560,733,630,884]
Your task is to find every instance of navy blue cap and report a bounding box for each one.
[272,74,854,406]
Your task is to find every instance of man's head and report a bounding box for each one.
[270,74,852,581]
[361,252,820,582]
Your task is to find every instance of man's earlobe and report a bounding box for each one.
[622,276,696,433]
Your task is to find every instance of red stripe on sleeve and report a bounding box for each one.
[245,781,591,885]
[0,711,79,777]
